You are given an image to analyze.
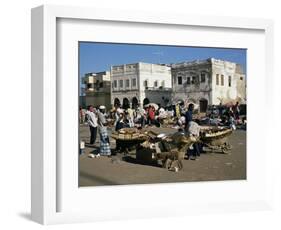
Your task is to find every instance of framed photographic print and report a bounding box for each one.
[31,5,274,225]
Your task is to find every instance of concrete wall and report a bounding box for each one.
[211,59,246,105]
[88,60,246,110]
[138,63,171,106]
[111,62,172,108]
[83,71,112,109]
[85,92,111,110]
[172,58,246,107]
[111,90,140,107]
[111,63,139,106]
[111,64,139,92]
[235,73,247,103]
[83,71,111,93]
[143,89,172,107]
[172,59,212,106]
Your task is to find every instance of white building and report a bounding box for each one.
[82,71,111,109]
[171,58,246,112]
[111,62,172,108]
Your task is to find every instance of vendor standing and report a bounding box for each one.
[175,103,181,118]
[115,111,129,153]
[185,103,201,160]
[97,105,111,156]
[232,101,240,121]
[184,103,193,126]
[85,105,98,145]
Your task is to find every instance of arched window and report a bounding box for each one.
[132,97,139,109]
[114,98,121,107]
[122,98,130,110]
[143,98,150,107]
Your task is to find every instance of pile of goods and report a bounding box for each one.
[111,128,147,141]
[199,126,233,154]
[200,126,232,140]
[160,117,176,127]
[136,131,198,172]
[111,128,149,154]
[110,125,234,169]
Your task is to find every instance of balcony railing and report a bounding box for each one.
[144,86,172,91]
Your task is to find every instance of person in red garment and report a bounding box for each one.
[148,105,155,126]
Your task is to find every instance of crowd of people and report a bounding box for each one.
[80,101,245,159]
[206,101,245,130]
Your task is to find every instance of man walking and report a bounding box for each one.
[85,105,98,145]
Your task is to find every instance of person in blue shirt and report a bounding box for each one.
[185,103,201,160]
[185,103,194,128]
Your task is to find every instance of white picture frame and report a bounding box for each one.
[31,5,274,225]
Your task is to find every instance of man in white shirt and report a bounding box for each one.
[85,105,98,145]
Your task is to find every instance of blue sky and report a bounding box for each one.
[79,42,246,77]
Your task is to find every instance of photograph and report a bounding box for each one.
[78,42,247,186]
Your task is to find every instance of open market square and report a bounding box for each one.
[79,124,246,186]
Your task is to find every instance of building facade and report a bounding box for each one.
[111,62,172,109]
[82,71,111,109]
[171,58,246,112]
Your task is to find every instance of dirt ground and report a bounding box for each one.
[79,125,246,186]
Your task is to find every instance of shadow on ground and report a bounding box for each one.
[122,155,161,168]
[79,170,121,186]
